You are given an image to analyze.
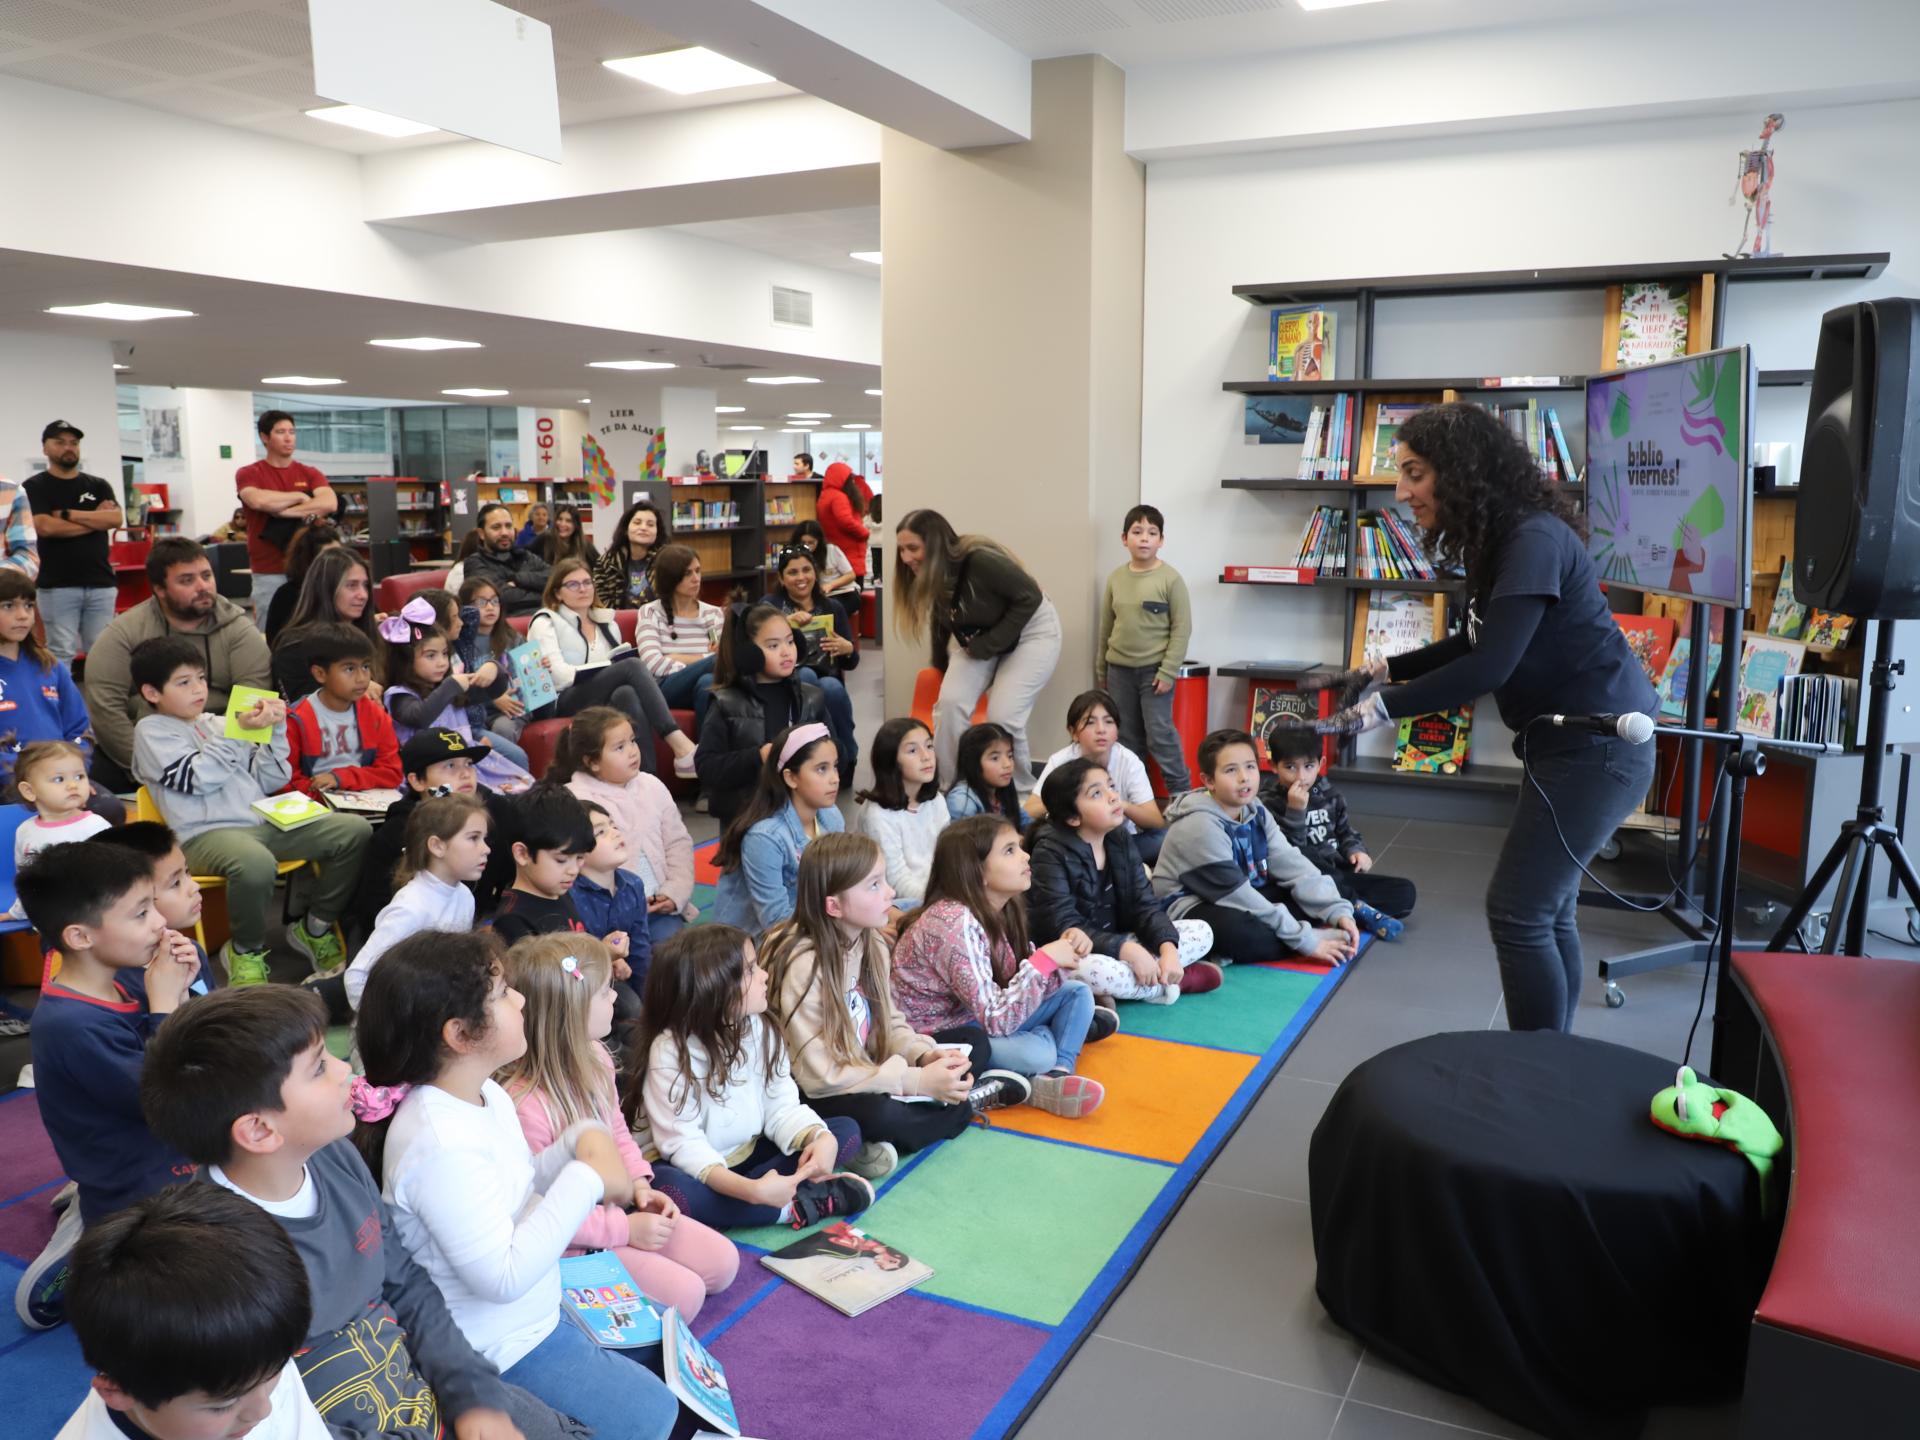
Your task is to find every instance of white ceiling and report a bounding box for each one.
[668,207,881,278]
[933,0,1679,66]
[0,0,796,154]
[0,248,881,426]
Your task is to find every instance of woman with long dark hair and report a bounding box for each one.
[593,500,668,608]
[272,545,382,701]
[894,509,1061,799]
[1307,403,1657,1032]
[540,505,598,568]
[263,523,341,643]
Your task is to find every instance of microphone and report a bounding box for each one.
[1547,711,1657,744]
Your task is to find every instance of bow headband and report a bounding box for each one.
[348,1076,411,1123]
[779,722,831,768]
[378,596,438,644]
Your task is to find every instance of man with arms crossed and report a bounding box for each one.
[28,420,122,665]
[237,410,336,629]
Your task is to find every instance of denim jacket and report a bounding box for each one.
[714,801,845,933]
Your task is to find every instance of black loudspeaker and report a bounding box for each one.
[1795,298,1920,617]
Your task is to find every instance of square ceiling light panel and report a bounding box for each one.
[310,0,561,162]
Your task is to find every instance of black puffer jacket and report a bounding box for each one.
[931,546,1042,670]
[693,676,827,827]
[1026,819,1177,957]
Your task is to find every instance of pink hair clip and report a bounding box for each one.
[349,1076,412,1123]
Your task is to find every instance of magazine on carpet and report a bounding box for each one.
[760,1221,934,1318]
[559,1252,663,1349]
[321,787,405,817]
[664,1306,740,1436]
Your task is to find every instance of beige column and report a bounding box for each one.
[879,54,1144,725]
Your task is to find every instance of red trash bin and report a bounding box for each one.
[1144,661,1210,797]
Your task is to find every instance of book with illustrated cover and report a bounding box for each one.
[1268,308,1335,381]
[1248,679,1336,770]
[1243,392,1316,445]
[1657,638,1724,720]
[250,794,330,832]
[1735,636,1805,738]
[1613,281,1692,368]
[1613,614,1677,686]
[1803,608,1856,650]
[1394,705,1473,775]
[1765,560,1808,639]
[1367,403,1423,478]
[560,1253,663,1348]
[663,1307,740,1437]
[321,787,405,817]
[760,1221,933,1318]
[505,642,558,712]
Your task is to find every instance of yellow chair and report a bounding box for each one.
[134,787,309,940]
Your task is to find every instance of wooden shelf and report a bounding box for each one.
[1233,253,1889,307]
[1337,754,1523,794]
[1227,376,1583,395]
[1219,573,1457,592]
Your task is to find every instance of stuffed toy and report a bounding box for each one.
[1650,1065,1785,1212]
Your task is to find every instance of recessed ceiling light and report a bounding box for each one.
[579,398,592,404]
[1297,0,1390,8]
[745,376,820,386]
[864,388,882,396]
[261,375,344,386]
[112,363,129,371]
[442,388,508,397]
[370,337,481,351]
[587,359,676,371]
[47,302,194,321]
[602,47,773,95]
[728,425,765,432]
[846,423,872,430]
[787,412,832,419]
[848,251,882,265]
[305,104,439,138]
[715,406,745,414]
[781,428,816,435]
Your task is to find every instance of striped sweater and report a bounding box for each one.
[634,599,723,676]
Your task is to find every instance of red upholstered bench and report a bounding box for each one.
[505,612,695,790]
[1724,950,1920,1436]
[376,569,451,614]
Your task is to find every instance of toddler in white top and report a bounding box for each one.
[12,741,109,914]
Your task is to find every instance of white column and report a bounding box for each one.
[175,389,256,536]
[0,330,120,490]
[658,386,718,475]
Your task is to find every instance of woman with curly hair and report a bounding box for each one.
[1306,402,1656,1033]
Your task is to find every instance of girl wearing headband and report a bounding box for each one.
[712,723,843,934]
[381,598,533,794]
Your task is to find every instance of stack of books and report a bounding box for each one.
[1474,399,1579,483]
[1776,673,1857,747]
[1295,393,1357,481]
[1293,505,1349,576]
[1352,510,1434,580]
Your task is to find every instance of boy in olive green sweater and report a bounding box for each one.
[1096,505,1194,793]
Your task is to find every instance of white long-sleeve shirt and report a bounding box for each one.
[858,794,951,907]
[345,870,476,1009]
[381,1079,607,1371]
[639,1019,824,1183]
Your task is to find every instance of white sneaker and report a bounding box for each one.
[673,751,698,778]
[16,1063,32,1089]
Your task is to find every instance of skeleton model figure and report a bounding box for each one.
[1730,113,1785,258]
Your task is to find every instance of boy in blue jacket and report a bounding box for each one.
[571,800,649,1018]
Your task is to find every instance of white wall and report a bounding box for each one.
[1143,97,1920,769]
[177,389,256,538]
[0,330,120,491]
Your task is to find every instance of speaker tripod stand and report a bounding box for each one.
[1767,620,1920,954]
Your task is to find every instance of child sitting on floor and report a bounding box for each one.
[856,716,948,915]
[1030,688,1167,863]
[943,720,1029,829]
[346,794,492,1011]
[1259,726,1414,940]
[1153,728,1360,967]
[571,800,655,1007]
[557,705,699,944]
[713,723,843,935]
[500,934,738,1315]
[283,623,402,797]
[350,730,519,927]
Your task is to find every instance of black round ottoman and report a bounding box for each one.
[1309,1030,1774,1440]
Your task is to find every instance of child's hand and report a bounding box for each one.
[634,1179,678,1219]
[572,1129,634,1202]
[1304,930,1354,966]
[647,893,678,914]
[1157,944,1183,987]
[1349,851,1373,873]
[1335,914,1362,949]
[795,1128,840,1182]
[450,671,475,691]
[627,1208,676,1251]
[1039,937,1083,972]
[882,907,909,943]
[1119,939,1159,986]
[144,930,200,1012]
[1286,776,1312,811]
[451,1408,526,1440]
[1153,675,1174,695]
[311,772,339,793]
[605,930,630,961]
[494,694,525,719]
[473,661,500,687]
[1059,927,1093,957]
[751,1169,803,1210]
[241,696,285,730]
[924,1054,973,1105]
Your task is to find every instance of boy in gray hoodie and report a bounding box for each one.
[129,636,369,986]
[1152,728,1359,966]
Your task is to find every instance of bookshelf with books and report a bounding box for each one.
[363,477,450,580]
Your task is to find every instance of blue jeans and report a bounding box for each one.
[989,978,1095,1076]
[1487,734,1658,1032]
[484,730,531,771]
[503,1312,677,1440]
[657,654,715,732]
[249,572,287,632]
[648,909,687,949]
[650,1115,860,1230]
[39,586,116,665]
[797,667,858,771]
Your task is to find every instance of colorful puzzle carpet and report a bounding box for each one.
[0,842,1360,1439]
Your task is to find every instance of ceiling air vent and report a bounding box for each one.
[772,286,814,328]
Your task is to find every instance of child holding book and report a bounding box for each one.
[694,602,827,828]
[354,931,679,1440]
[892,817,1108,1118]
[345,794,492,1011]
[1096,504,1193,795]
[129,636,369,984]
[714,723,843,934]
[944,720,1029,830]
[1259,726,1414,939]
[762,833,1025,1155]
[382,606,531,794]
[15,842,202,1330]
[1030,689,1167,862]
[283,623,403,797]
[632,925,874,1223]
[140,986,556,1440]
[12,740,112,873]
[1152,728,1359,967]
[556,706,698,941]
[0,569,120,822]
[856,716,949,912]
[500,934,739,1316]
[415,586,534,773]
[56,1185,331,1440]
[1026,758,1223,1002]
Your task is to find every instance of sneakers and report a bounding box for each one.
[1087,1005,1120,1044]
[788,1172,874,1229]
[287,920,346,976]
[217,942,271,988]
[845,1141,898,1182]
[15,1199,82,1330]
[1179,960,1225,995]
[967,1069,1032,1114]
[0,1013,29,1038]
[1030,1071,1105,1119]
[673,751,698,778]
[49,1181,77,1216]
[1354,902,1405,942]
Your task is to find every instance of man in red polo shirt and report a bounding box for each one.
[235,409,336,630]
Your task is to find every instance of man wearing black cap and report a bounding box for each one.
[26,421,122,665]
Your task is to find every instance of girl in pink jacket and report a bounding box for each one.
[500,934,738,1319]
[556,706,699,943]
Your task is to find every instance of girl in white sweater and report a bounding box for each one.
[344,794,491,1010]
[353,930,677,1440]
[856,716,950,919]
[630,924,873,1230]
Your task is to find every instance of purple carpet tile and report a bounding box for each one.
[707,1284,1049,1440]
[0,1093,66,1202]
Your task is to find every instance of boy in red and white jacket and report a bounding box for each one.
[280,623,400,796]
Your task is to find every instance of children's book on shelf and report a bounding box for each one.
[1268,308,1336,382]
[1777,672,1858,747]
[1657,638,1724,721]
[1612,281,1692,368]
[759,1221,934,1318]
[1243,392,1316,445]
[1613,614,1677,686]
[663,1307,740,1437]
[559,1253,664,1348]
[1394,706,1473,775]
[1764,559,1808,639]
[1734,635,1806,738]
[1367,403,1423,478]
[505,642,559,712]
[1803,608,1856,651]
[1247,677,1338,771]
[1351,590,1445,670]
[250,794,330,832]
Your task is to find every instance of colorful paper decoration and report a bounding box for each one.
[644,427,666,482]
[582,433,615,506]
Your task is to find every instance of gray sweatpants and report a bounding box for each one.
[934,598,1063,798]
